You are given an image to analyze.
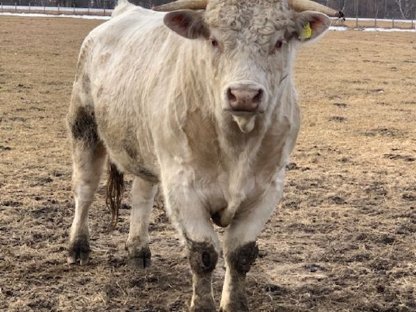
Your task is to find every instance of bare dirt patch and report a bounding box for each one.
[0,16,415,311]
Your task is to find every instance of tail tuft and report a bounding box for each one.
[106,161,124,228]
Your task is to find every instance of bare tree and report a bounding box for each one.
[394,0,416,19]
[374,0,380,26]
[394,0,407,19]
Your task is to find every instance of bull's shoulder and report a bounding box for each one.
[75,8,165,73]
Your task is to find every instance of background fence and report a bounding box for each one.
[0,4,112,15]
[1,0,415,18]
[0,0,415,29]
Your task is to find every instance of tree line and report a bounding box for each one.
[2,0,415,20]
[319,0,415,19]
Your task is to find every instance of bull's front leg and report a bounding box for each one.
[220,173,285,312]
[162,177,220,312]
[188,240,219,312]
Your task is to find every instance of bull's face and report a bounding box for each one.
[164,0,330,133]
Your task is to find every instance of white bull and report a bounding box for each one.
[66,0,339,310]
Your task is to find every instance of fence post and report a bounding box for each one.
[15,2,16,12]
[355,0,358,28]
[28,2,30,12]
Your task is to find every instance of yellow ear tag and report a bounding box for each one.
[302,22,313,40]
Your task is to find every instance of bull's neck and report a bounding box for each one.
[213,112,267,172]
[217,82,294,175]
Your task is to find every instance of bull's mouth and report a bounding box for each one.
[232,114,256,133]
[223,108,264,134]
[224,109,264,116]
[222,109,263,133]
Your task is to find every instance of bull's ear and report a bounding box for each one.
[164,10,209,39]
[293,11,330,42]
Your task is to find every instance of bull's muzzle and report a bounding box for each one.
[225,83,265,114]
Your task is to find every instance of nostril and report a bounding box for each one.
[226,86,264,112]
[227,88,237,102]
[253,89,263,104]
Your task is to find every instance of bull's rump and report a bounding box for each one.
[73,6,177,178]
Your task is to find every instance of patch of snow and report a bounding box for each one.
[329,26,349,31]
[0,5,112,14]
[329,25,416,32]
[362,27,416,32]
[0,12,110,20]
[345,17,415,24]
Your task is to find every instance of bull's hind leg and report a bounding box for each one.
[126,177,157,268]
[67,105,106,265]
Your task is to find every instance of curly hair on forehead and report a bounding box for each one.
[204,0,292,30]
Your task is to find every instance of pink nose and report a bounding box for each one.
[227,87,263,112]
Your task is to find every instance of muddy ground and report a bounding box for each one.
[0,16,415,312]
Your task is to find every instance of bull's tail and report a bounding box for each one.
[106,161,124,228]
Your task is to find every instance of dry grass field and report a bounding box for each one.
[0,16,415,312]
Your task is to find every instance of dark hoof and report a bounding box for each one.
[128,246,151,268]
[219,301,249,312]
[190,299,216,312]
[67,236,90,265]
[190,307,216,312]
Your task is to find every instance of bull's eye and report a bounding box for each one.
[275,40,283,50]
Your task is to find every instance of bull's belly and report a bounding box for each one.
[94,106,159,182]
[102,139,160,184]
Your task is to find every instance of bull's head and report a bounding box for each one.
[155,0,342,133]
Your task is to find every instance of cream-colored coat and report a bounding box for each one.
[68,1,330,310]
[72,1,299,225]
